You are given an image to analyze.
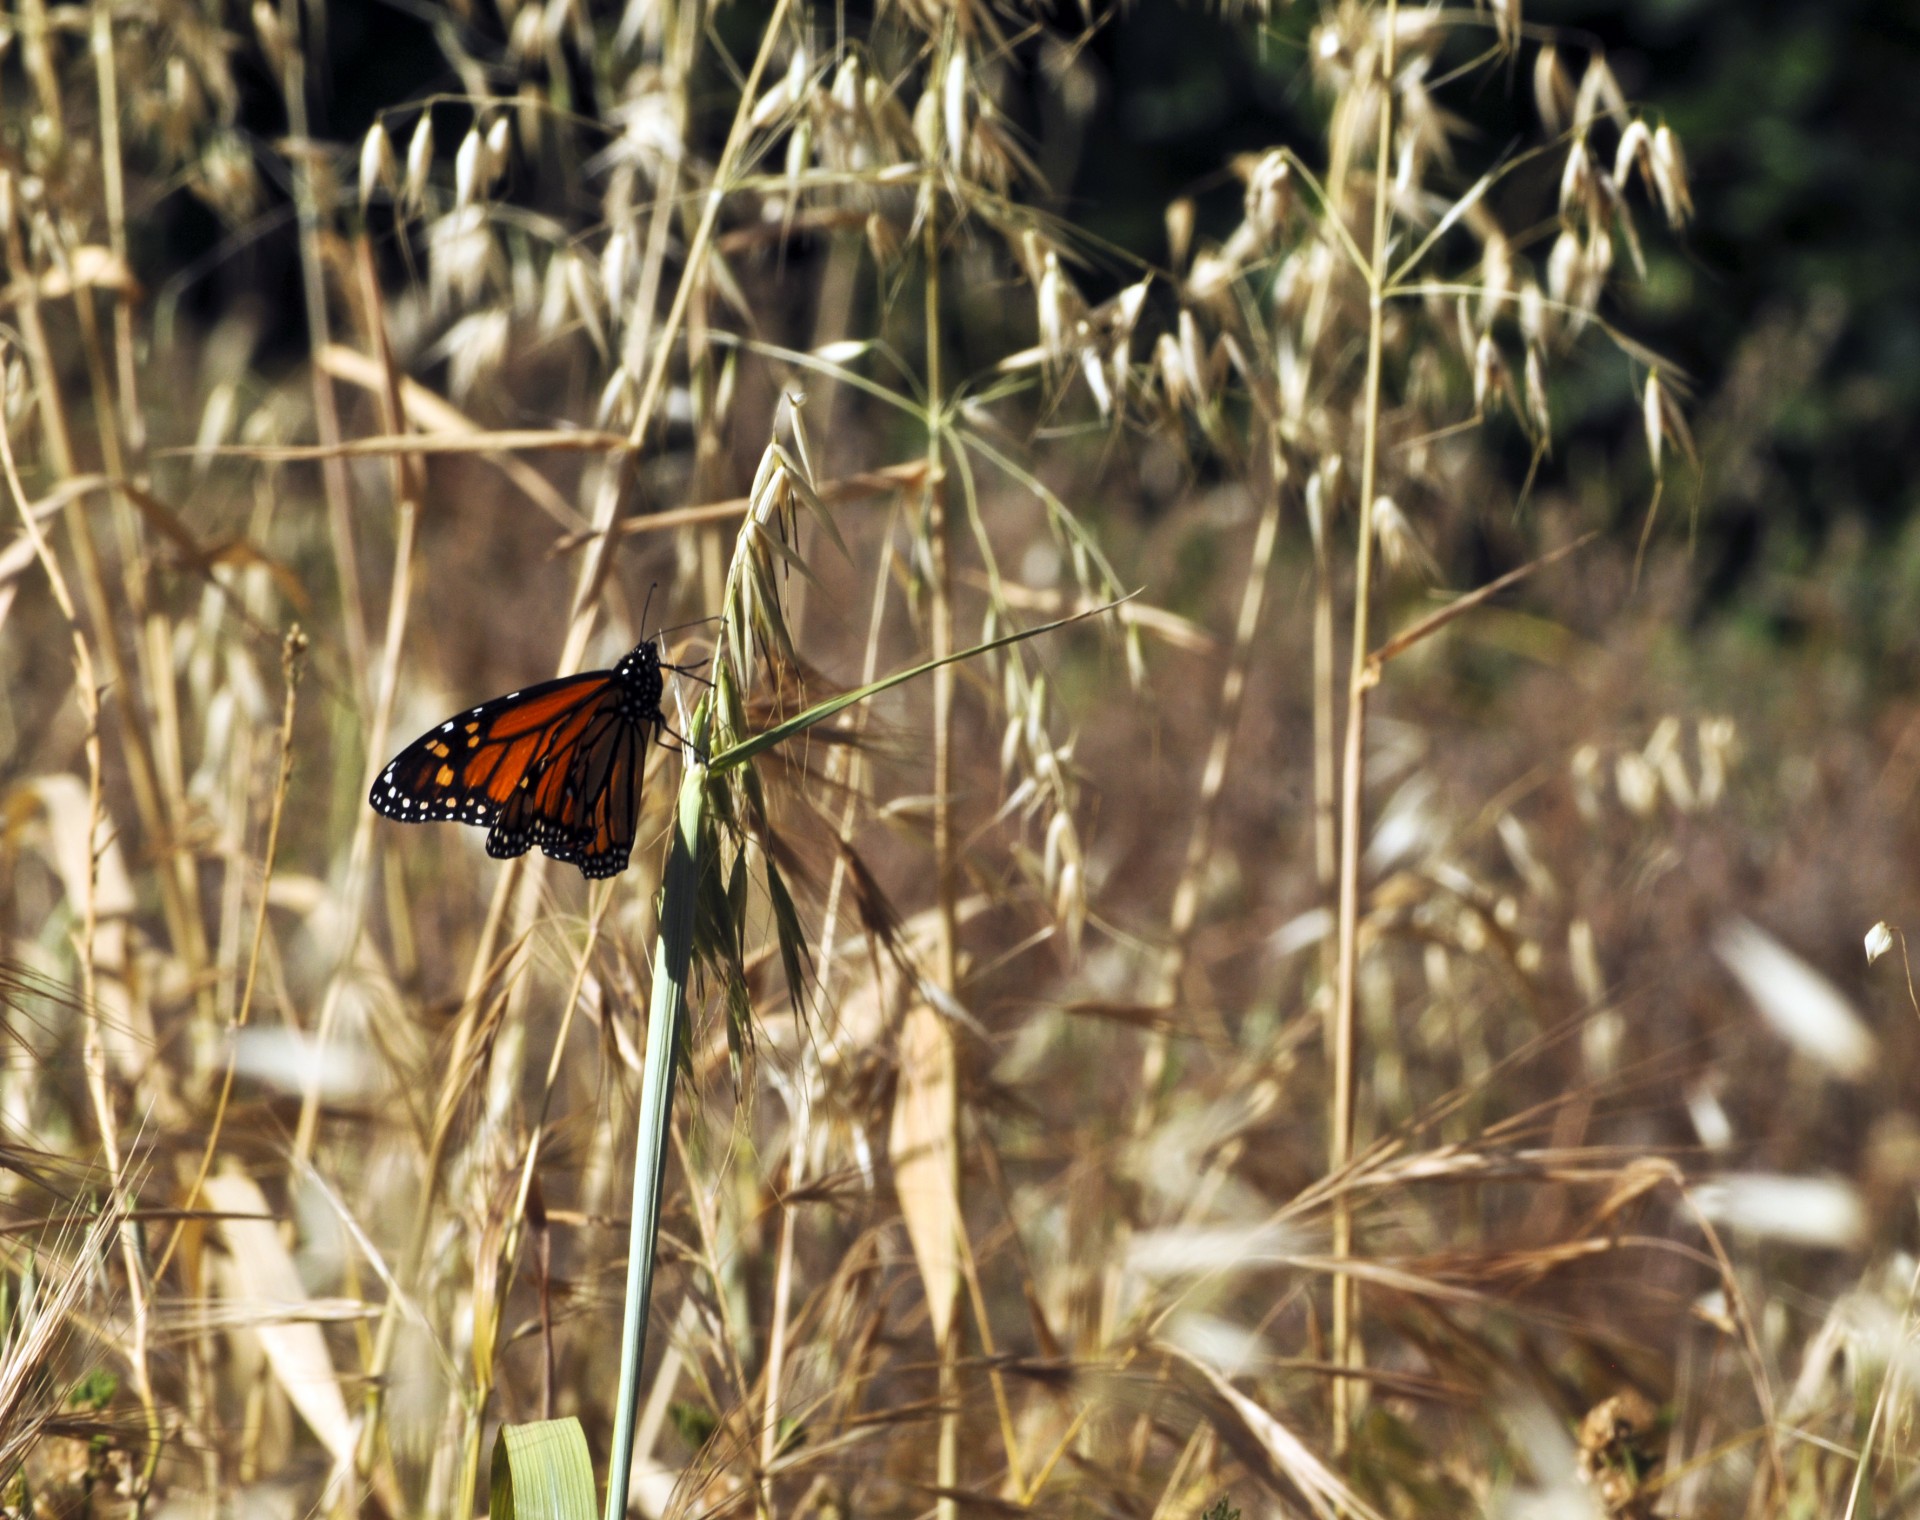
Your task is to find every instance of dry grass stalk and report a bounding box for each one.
[4,0,1884,1517]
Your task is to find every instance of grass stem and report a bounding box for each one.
[1330,0,1399,1459]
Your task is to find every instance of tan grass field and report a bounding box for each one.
[0,1,1913,1516]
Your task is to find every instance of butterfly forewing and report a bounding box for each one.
[370,645,668,879]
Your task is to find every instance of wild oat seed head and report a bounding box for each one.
[1518,280,1548,346]
[1614,750,1659,817]
[1643,370,1666,471]
[1571,743,1604,822]
[1245,150,1293,245]
[1533,43,1573,134]
[1559,138,1594,224]
[484,117,512,180]
[1697,715,1736,806]
[404,112,434,213]
[1523,345,1550,436]
[1612,119,1652,197]
[1574,51,1628,131]
[251,0,288,80]
[1472,332,1508,414]
[454,129,484,207]
[427,205,495,309]
[1478,230,1512,331]
[439,308,511,401]
[1373,496,1435,581]
[1651,124,1693,227]
[195,130,261,222]
[359,122,395,214]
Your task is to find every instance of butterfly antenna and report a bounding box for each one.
[640,581,658,636]
[651,613,724,640]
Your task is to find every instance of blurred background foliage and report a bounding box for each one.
[6,0,1920,1511]
[154,0,1920,613]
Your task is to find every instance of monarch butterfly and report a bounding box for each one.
[370,639,681,879]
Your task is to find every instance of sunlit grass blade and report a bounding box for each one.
[709,595,1133,773]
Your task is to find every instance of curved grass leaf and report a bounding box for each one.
[490,1418,596,1520]
[709,594,1132,774]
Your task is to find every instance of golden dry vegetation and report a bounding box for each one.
[1,1,1916,1518]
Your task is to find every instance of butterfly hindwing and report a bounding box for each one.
[566,711,647,877]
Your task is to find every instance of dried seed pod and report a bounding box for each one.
[750,47,807,131]
[427,204,493,307]
[942,51,968,169]
[1518,280,1548,347]
[1643,369,1699,476]
[195,131,261,222]
[1079,345,1112,417]
[864,211,900,267]
[1559,138,1594,223]
[1476,233,1512,333]
[1697,715,1735,806]
[1153,331,1188,416]
[1304,466,1328,554]
[1244,150,1293,246]
[1523,345,1550,437]
[911,87,940,163]
[1372,496,1436,581]
[1573,50,1628,131]
[1650,125,1693,227]
[1037,252,1074,361]
[1534,44,1573,135]
[1546,229,1593,330]
[1568,918,1604,1006]
[251,0,288,79]
[1488,0,1518,50]
[404,112,434,213]
[1644,715,1695,812]
[508,4,544,58]
[1185,248,1235,305]
[1472,332,1509,414]
[538,250,572,334]
[439,307,510,401]
[1642,369,1666,472]
[1614,750,1658,817]
[454,128,484,207]
[601,227,631,309]
[1177,309,1208,408]
[1570,744,1604,823]
[1612,119,1652,195]
[485,116,512,181]
[358,121,395,215]
[1165,197,1195,274]
[163,57,204,157]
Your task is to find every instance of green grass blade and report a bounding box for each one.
[490,1418,596,1520]
[709,594,1132,773]
[602,759,707,1520]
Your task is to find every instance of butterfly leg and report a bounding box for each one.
[656,722,710,765]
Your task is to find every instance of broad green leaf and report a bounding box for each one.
[489,1419,596,1520]
[709,595,1131,773]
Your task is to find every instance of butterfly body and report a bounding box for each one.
[371,641,667,879]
